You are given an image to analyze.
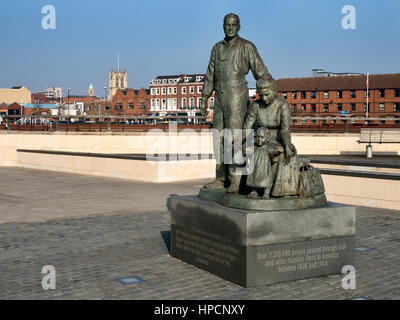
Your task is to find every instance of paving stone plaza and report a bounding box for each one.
[0,167,399,300]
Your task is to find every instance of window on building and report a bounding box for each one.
[168,87,173,95]
[189,86,194,94]
[364,103,369,112]
[292,119,297,123]
[292,104,297,112]
[379,103,385,111]
[189,98,194,108]
[151,99,155,109]
[337,103,343,111]
[350,90,356,98]
[197,98,202,108]
[182,87,186,94]
[162,88,166,95]
[380,118,386,124]
[116,104,122,110]
[105,106,111,110]
[291,92,297,99]
[282,92,287,99]
[312,119,316,123]
[198,86,202,94]
[156,99,160,108]
[128,103,134,110]
[395,89,400,97]
[322,119,326,124]
[151,88,156,95]
[323,104,329,112]
[301,91,306,99]
[323,91,329,99]
[139,102,146,110]
[311,104,316,112]
[156,88,160,95]
[162,98,166,109]
[364,90,370,98]
[337,91,342,98]
[209,97,215,109]
[379,89,385,98]
[173,87,177,94]
[395,103,400,112]
[301,119,306,123]
[301,104,306,111]
[311,91,316,99]
[182,98,187,109]
[351,103,356,111]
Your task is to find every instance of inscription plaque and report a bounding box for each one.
[172,225,246,285]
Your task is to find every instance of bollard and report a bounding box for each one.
[366,145,373,158]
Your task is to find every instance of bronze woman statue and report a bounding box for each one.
[243,79,299,198]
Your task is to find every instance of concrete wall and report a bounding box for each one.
[1,131,400,167]
[322,174,400,211]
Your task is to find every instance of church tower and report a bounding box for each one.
[108,55,127,99]
[88,83,94,97]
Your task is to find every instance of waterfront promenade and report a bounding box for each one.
[0,166,399,300]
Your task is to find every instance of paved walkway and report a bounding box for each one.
[0,167,399,299]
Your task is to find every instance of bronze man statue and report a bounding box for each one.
[201,13,276,193]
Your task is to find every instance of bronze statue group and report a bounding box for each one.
[201,13,324,199]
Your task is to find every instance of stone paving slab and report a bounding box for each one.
[0,207,399,300]
[0,167,399,299]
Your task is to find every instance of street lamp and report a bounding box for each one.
[67,88,71,118]
[104,86,107,119]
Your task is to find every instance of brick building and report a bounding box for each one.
[277,73,400,125]
[112,88,150,117]
[148,74,215,120]
[0,102,22,118]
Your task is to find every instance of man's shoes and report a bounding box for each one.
[226,183,239,194]
[247,191,259,198]
[203,179,225,189]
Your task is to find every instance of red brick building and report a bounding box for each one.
[112,88,150,116]
[277,73,400,125]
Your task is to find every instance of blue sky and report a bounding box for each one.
[0,0,399,96]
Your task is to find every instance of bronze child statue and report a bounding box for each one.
[247,126,284,198]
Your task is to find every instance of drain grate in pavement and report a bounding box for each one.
[115,276,145,285]
[355,246,374,252]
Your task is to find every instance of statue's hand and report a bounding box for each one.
[285,143,297,158]
[200,100,208,117]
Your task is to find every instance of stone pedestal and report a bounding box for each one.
[168,195,355,287]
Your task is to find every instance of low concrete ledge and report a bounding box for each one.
[319,168,400,181]
[17,149,213,161]
[16,149,215,183]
